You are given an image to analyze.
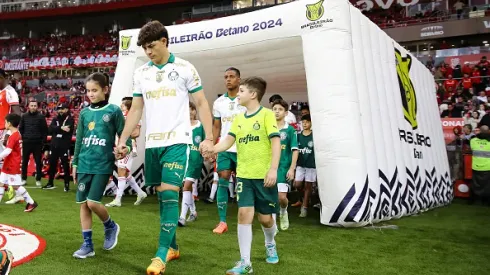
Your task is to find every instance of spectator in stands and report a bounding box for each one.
[478,57,489,85]
[434,66,444,82]
[19,99,48,187]
[453,65,463,80]
[465,111,481,130]
[472,66,483,93]
[476,91,488,105]
[463,62,473,75]
[444,75,458,98]
[454,0,465,19]
[44,103,73,191]
[463,124,475,141]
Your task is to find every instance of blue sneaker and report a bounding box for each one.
[103,223,120,250]
[73,243,95,259]
[265,243,279,264]
[226,260,253,275]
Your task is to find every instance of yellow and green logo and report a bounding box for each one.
[395,48,417,130]
[306,0,325,21]
[120,36,132,50]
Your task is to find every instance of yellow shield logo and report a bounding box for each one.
[395,48,418,130]
[306,0,325,21]
[120,36,132,50]
[88,121,96,131]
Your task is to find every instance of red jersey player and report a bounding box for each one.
[0,113,38,212]
[0,69,21,140]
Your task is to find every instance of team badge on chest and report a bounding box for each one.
[156,71,164,83]
[253,122,260,130]
[168,71,179,81]
[102,114,110,122]
[229,102,234,110]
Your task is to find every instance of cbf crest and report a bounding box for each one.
[280,131,287,141]
[88,121,96,131]
[253,122,260,130]
[156,71,165,83]
[168,71,179,81]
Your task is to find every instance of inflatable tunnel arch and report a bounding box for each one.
[110,0,451,227]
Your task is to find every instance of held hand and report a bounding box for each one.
[113,145,129,160]
[286,167,295,182]
[72,167,77,185]
[264,168,277,188]
[199,139,214,159]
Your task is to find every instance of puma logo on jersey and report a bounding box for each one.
[82,135,107,147]
[238,134,260,144]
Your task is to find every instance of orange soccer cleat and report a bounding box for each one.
[146,257,166,275]
[212,222,228,234]
[166,248,180,262]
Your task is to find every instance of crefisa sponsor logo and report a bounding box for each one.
[420,25,444,37]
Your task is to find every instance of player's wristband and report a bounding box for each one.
[205,138,213,141]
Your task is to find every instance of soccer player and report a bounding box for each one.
[213,77,281,274]
[71,73,131,259]
[178,102,204,227]
[0,113,38,212]
[106,97,147,207]
[115,21,214,275]
[0,249,13,275]
[272,99,298,231]
[211,67,246,234]
[294,114,316,218]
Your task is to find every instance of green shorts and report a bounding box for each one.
[236,178,279,215]
[217,151,237,172]
[145,144,188,187]
[76,173,111,204]
[185,158,203,181]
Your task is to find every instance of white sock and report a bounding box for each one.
[116,177,126,200]
[16,187,34,204]
[280,206,288,215]
[210,183,218,200]
[272,213,277,224]
[261,224,276,245]
[0,187,4,202]
[238,224,252,265]
[228,182,235,198]
[127,176,145,196]
[192,182,198,197]
[180,191,192,219]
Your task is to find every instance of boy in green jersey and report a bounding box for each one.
[71,73,131,259]
[213,77,281,275]
[294,114,316,218]
[272,99,298,231]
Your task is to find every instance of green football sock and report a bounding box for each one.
[217,178,229,222]
[155,190,179,262]
[170,232,178,250]
[0,250,3,263]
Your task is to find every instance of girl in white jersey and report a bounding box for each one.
[106,97,147,207]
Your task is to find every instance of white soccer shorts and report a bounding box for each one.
[185,177,198,183]
[0,172,22,186]
[213,172,219,182]
[116,155,134,172]
[277,183,290,193]
[295,166,317,182]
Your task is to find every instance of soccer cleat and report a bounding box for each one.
[178,217,186,227]
[147,257,166,275]
[187,212,197,222]
[5,196,24,205]
[103,223,120,250]
[291,201,302,207]
[265,243,279,264]
[134,193,148,205]
[0,249,13,275]
[226,260,253,275]
[21,179,26,186]
[24,201,38,212]
[193,195,199,201]
[35,181,42,187]
[166,247,180,262]
[280,212,289,231]
[204,198,214,204]
[213,222,228,234]
[42,183,55,190]
[299,208,307,218]
[73,244,95,259]
[105,199,121,207]
[64,183,70,192]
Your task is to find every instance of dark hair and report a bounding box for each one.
[0,69,6,78]
[28,99,38,106]
[272,99,288,111]
[138,20,169,47]
[301,114,311,122]
[269,94,283,103]
[86,72,110,99]
[241,77,267,102]
[225,67,241,77]
[5,113,21,127]
[189,101,196,110]
[122,97,132,111]
[301,105,310,112]
[464,124,473,131]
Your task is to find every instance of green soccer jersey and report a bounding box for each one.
[297,131,315,168]
[72,103,131,174]
[189,121,204,166]
[279,123,298,169]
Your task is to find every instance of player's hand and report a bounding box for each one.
[61,126,70,132]
[113,145,129,160]
[264,168,277,188]
[199,139,214,160]
[72,167,77,185]
[286,167,295,182]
